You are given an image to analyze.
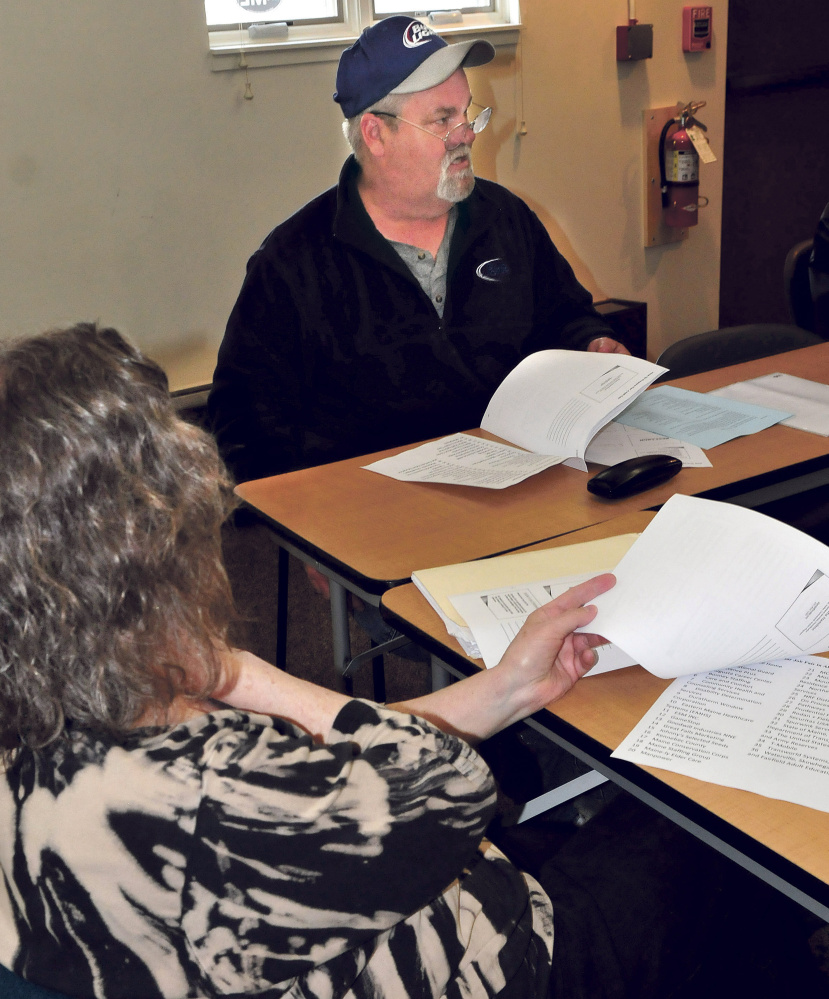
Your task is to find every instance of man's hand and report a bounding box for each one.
[587,336,630,355]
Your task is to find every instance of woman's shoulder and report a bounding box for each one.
[131,707,307,765]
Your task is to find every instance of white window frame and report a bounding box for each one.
[207,0,521,72]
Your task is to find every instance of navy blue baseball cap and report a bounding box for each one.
[334,16,495,119]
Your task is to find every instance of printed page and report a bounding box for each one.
[450,572,637,672]
[587,494,829,678]
[711,372,829,436]
[363,433,563,488]
[617,385,792,448]
[480,350,665,460]
[613,656,829,813]
[585,421,712,468]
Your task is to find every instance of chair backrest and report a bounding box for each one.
[654,323,824,382]
[783,238,815,331]
[0,964,72,998]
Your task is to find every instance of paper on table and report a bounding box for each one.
[450,572,637,672]
[363,433,563,489]
[481,350,666,470]
[613,656,829,813]
[411,532,641,660]
[617,385,792,449]
[586,493,829,679]
[584,421,711,468]
[711,372,829,437]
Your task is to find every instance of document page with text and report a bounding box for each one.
[711,372,829,436]
[363,433,562,488]
[616,385,791,449]
[613,656,829,813]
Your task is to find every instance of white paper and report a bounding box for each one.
[617,385,792,449]
[586,494,829,679]
[450,572,637,673]
[363,433,563,489]
[584,421,712,468]
[711,372,829,437]
[613,656,829,813]
[481,350,666,468]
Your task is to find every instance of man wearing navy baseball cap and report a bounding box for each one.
[210,15,629,485]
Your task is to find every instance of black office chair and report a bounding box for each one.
[654,323,823,382]
[784,238,816,332]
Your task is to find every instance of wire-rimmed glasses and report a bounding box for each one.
[367,103,493,147]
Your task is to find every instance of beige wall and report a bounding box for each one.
[0,0,727,387]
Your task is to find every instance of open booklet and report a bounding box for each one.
[479,349,666,469]
[364,350,666,488]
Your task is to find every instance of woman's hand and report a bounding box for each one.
[391,573,616,743]
[492,573,616,718]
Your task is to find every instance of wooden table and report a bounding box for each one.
[237,344,829,680]
[381,510,829,922]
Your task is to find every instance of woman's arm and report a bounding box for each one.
[215,574,614,745]
[215,648,351,742]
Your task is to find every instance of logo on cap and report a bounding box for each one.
[403,20,437,48]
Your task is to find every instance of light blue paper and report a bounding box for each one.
[615,385,793,449]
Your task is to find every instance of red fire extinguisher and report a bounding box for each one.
[659,101,706,228]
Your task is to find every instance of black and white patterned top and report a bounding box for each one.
[0,700,553,998]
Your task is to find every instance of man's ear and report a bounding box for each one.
[360,113,387,158]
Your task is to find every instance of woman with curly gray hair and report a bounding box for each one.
[0,322,619,998]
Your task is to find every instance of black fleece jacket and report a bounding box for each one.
[209,157,618,483]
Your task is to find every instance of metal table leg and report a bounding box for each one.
[329,578,352,693]
[275,545,290,671]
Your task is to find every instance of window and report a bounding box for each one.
[204,0,340,31]
[206,0,520,71]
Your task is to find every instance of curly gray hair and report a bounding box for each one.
[0,323,237,757]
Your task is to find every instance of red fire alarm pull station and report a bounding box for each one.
[683,6,712,51]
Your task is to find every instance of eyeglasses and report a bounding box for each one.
[367,103,493,147]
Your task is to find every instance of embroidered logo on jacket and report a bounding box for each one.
[475,258,510,282]
[403,21,437,47]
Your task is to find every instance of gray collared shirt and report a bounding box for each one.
[388,207,458,318]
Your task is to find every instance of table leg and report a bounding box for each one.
[329,579,353,693]
[431,654,452,690]
[275,545,289,671]
[371,642,386,703]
